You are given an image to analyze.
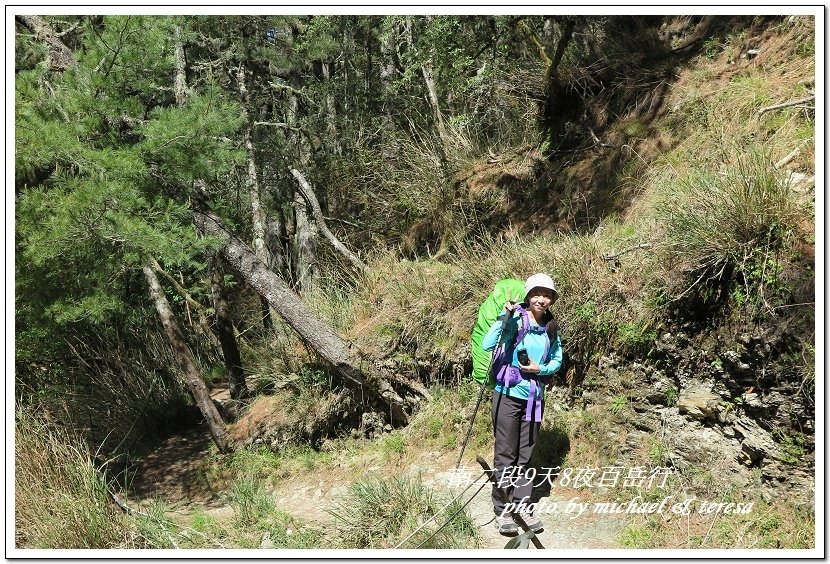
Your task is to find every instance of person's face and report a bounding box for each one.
[526,287,555,317]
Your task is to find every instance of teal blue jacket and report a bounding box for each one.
[482,310,563,399]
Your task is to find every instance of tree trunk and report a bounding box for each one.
[266,216,286,276]
[193,207,411,426]
[237,65,274,329]
[379,19,397,157]
[148,255,222,353]
[407,16,453,172]
[284,65,320,293]
[142,262,232,453]
[211,258,249,401]
[293,189,319,294]
[321,60,340,155]
[16,15,76,72]
[379,20,396,110]
[548,19,575,81]
[421,58,450,150]
[173,26,189,106]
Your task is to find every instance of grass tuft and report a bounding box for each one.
[327,473,478,549]
[657,149,807,311]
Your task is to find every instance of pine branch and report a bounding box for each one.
[16,15,76,72]
[603,243,654,261]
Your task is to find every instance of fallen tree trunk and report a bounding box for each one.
[143,261,232,453]
[193,206,413,425]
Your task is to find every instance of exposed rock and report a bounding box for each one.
[732,416,782,465]
[360,411,385,439]
[592,312,812,504]
[661,408,749,483]
[676,382,721,421]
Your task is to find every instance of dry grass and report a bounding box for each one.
[15,408,132,548]
[619,489,814,549]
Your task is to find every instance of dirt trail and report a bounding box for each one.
[129,424,223,509]
[129,425,628,550]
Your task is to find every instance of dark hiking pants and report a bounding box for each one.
[491,390,541,516]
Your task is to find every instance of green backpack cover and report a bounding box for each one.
[470,278,525,388]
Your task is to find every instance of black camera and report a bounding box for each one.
[517,349,530,365]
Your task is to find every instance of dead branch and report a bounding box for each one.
[589,126,618,149]
[755,95,815,137]
[253,121,299,131]
[148,256,209,314]
[775,138,812,169]
[268,80,313,104]
[603,242,653,261]
[757,95,815,117]
[326,215,360,228]
[290,168,370,276]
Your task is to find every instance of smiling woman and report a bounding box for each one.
[481,272,563,535]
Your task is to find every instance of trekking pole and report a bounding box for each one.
[476,455,545,549]
[454,375,489,470]
[455,302,513,470]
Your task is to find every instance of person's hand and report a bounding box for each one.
[503,289,517,314]
[518,358,541,374]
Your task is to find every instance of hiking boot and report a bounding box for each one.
[517,510,544,533]
[494,514,518,535]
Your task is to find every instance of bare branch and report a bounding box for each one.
[757,95,815,116]
[603,243,653,261]
[268,80,313,104]
[253,121,299,131]
[290,168,370,275]
[589,126,618,149]
[775,138,812,169]
[756,95,815,137]
[148,256,209,314]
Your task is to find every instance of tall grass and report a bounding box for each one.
[327,474,478,549]
[15,408,130,548]
[22,327,195,455]
[342,216,663,385]
[656,149,807,307]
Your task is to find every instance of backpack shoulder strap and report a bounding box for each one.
[513,305,531,347]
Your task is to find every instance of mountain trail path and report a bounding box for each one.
[128,421,630,550]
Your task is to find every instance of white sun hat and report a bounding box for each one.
[524,273,559,303]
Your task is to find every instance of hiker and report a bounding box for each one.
[482,272,563,535]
